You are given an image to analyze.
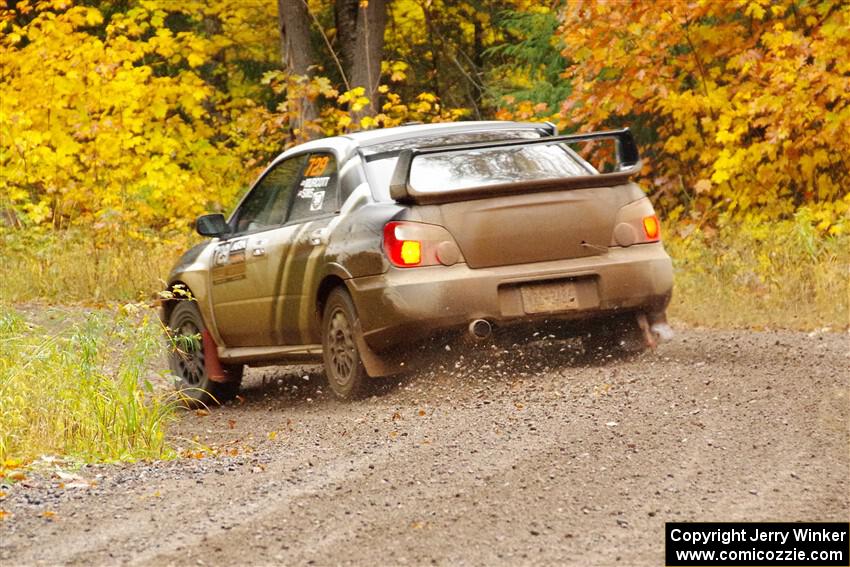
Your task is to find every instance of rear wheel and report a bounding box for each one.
[322,288,370,400]
[168,301,243,406]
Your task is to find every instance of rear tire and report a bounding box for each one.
[322,288,370,400]
[168,301,243,407]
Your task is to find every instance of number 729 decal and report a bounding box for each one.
[304,155,330,177]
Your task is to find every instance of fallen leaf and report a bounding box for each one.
[0,491,6,499]
[227,419,237,429]
[694,179,712,194]
[195,409,210,417]
[268,431,277,440]
[6,471,25,481]
[0,510,10,520]
[391,411,402,421]
[418,409,426,416]
[41,511,56,520]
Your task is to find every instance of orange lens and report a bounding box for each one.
[400,240,421,265]
[642,216,660,240]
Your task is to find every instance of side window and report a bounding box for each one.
[289,152,339,222]
[231,156,306,234]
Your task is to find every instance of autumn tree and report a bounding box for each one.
[277,0,318,129]
[336,0,387,116]
[557,0,850,231]
[0,0,278,232]
[276,0,388,131]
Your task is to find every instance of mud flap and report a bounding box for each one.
[636,312,657,350]
[352,319,406,378]
[638,311,675,349]
[202,329,229,383]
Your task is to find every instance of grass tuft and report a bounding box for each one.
[0,228,189,303]
[666,214,849,330]
[0,305,180,466]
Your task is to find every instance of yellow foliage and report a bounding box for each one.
[0,1,272,232]
[556,0,850,232]
[4,0,845,242]
[0,0,469,234]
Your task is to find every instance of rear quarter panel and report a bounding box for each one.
[298,193,405,343]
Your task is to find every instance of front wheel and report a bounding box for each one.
[168,301,243,406]
[322,288,371,400]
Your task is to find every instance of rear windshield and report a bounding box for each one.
[364,143,595,200]
[409,144,595,194]
[362,129,547,201]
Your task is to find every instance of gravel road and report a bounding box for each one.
[1,327,848,566]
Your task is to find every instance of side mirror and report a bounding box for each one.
[195,213,230,238]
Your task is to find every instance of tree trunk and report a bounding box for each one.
[277,0,317,136]
[335,0,358,76]
[335,0,387,118]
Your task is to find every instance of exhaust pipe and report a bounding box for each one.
[468,319,492,340]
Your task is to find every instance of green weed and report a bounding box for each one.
[0,228,190,303]
[665,212,849,330]
[0,305,180,466]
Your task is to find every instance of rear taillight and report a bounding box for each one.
[384,222,421,266]
[383,221,463,268]
[642,215,660,241]
[611,199,662,247]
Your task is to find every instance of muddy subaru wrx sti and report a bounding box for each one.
[161,121,673,402]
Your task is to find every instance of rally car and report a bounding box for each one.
[162,121,673,402]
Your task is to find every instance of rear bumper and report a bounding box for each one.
[348,243,673,350]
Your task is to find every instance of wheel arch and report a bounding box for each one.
[161,277,216,341]
[316,275,349,323]
[161,280,193,325]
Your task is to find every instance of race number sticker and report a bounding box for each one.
[304,155,330,177]
[310,191,325,211]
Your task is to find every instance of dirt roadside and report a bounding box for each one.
[1,327,848,566]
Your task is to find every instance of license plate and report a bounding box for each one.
[520,279,595,314]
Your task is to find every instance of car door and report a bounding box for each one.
[275,151,343,345]
[210,155,307,347]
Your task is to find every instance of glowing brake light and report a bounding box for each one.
[642,215,660,240]
[383,221,463,268]
[384,222,422,266]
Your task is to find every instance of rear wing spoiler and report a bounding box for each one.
[389,128,642,205]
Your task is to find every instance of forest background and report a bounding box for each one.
[1,0,848,329]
